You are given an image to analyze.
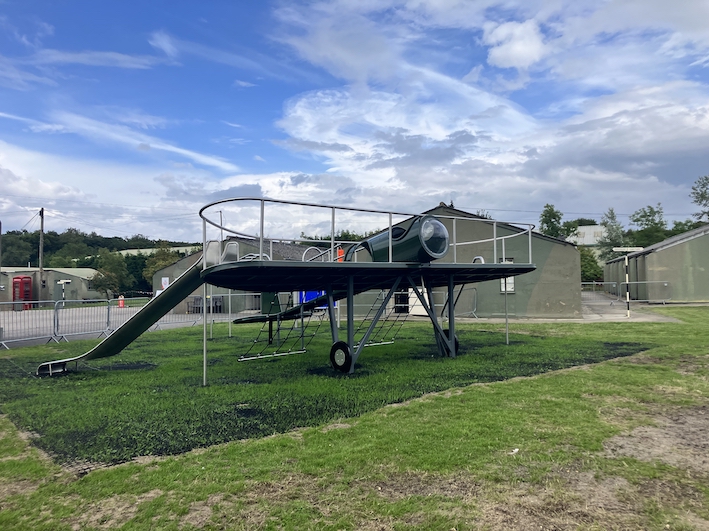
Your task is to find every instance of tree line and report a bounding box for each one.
[1,228,199,296]
[539,175,709,281]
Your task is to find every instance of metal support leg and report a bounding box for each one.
[448,274,456,358]
[326,286,339,343]
[407,276,453,357]
[347,275,354,372]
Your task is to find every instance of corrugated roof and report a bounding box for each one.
[0,267,99,279]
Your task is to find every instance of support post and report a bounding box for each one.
[347,275,354,371]
[625,255,630,318]
[448,273,455,358]
[202,283,207,387]
[326,287,338,343]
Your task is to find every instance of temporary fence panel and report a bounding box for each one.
[0,300,56,344]
[54,299,111,339]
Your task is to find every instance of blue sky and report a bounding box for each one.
[2,0,709,241]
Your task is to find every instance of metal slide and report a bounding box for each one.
[36,260,205,376]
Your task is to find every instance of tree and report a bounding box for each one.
[539,204,565,238]
[690,174,709,221]
[597,208,625,261]
[1,233,33,266]
[539,204,578,239]
[90,249,134,297]
[667,219,703,237]
[142,243,181,285]
[579,246,603,282]
[628,203,667,247]
[46,242,93,268]
[572,218,597,227]
[124,253,152,294]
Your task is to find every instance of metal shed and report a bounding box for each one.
[604,224,709,303]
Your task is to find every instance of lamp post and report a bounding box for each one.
[57,279,71,306]
[612,247,643,318]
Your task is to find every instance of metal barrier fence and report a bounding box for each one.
[0,293,261,348]
[0,286,479,349]
[581,281,671,304]
[581,282,620,304]
[0,300,57,344]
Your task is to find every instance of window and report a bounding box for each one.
[500,258,514,293]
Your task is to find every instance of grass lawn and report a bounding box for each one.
[1,307,708,530]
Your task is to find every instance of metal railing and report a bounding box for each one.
[199,198,536,266]
[581,281,671,304]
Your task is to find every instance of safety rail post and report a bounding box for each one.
[388,213,393,263]
[53,300,60,338]
[259,199,265,260]
[331,207,336,262]
[493,222,497,264]
[202,218,207,270]
[452,217,457,263]
[528,226,532,264]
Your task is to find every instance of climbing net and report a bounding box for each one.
[238,289,411,361]
[239,293,328,361]
[350,289,411,349]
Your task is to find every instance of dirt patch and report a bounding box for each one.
[605,404,709,475]
[69,489,162,530]
[370,472,480,501]
[476,478,641,530]
[0,479,40,502]
[180,494,224,529]
[321,422,352,433]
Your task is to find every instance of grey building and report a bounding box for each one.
[420,205,581,319]
[0,267,105,304]
[605,224,709,303]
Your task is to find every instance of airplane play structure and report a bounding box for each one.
[37,199,536,378]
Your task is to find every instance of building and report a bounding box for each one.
[567,224,605,247]
[605,224,709,303]
[0,267,105,304]
[422,205,581,319]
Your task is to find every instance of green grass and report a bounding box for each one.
[0,307,708,530]
[0,321,647,464]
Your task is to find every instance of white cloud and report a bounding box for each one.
[233,79,256,87]
[148,30,180,59]
[28,49,164,69]
[147,30,312,81]
[0,54,56,90]
[48,111,239,172]
[483,20,547,70]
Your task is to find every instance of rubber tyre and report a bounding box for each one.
[330,341,352,372]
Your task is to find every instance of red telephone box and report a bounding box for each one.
[13,276,32,310]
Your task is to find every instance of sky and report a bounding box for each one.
[1,0,709,242]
